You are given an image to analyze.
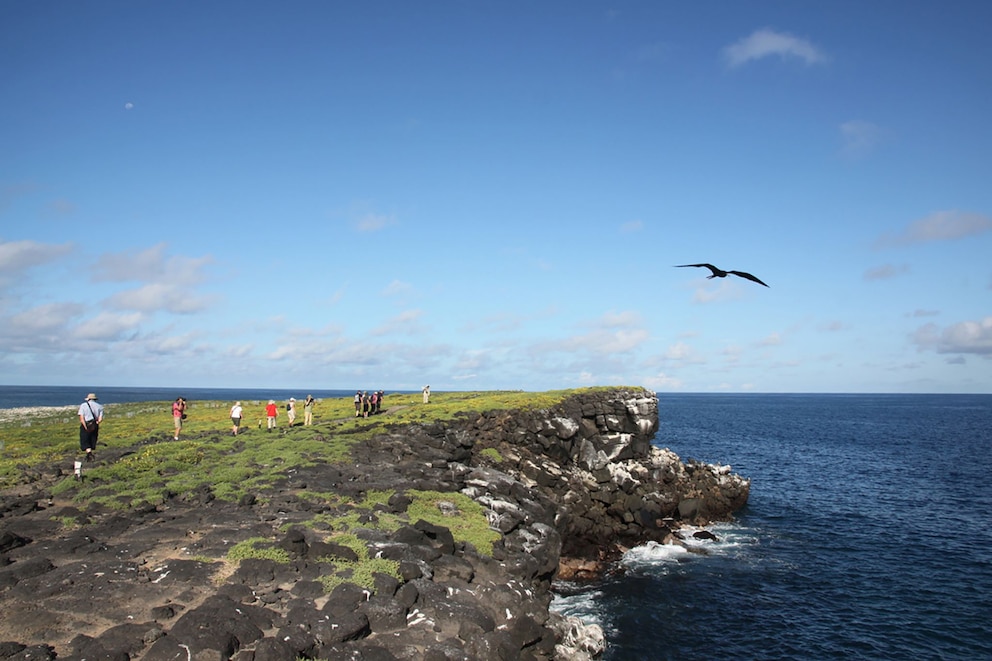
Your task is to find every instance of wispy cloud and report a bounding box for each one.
[724,28,827,68]
[372,309,425,336]
[643,371,683,390]
[864,263,910,281]
[874,211,992,249]
[839,120,884,158]
[92,244,215,314]
[758,332,783,346]
[355,212,395,232]
[7,302,83,337]
[381,279,414,297]
[687,279,753,304]
[620,219,644,233]
[73,311,143,341]
[92,243,212,285]
[549,311,650,356]
[106,283,213,314]
[0,239,73,274]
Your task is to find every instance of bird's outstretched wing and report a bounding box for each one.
[675,263,719,275]
[728,270,769,287]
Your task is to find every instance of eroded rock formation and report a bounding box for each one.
[0,388,749,660]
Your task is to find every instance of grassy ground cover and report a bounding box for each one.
[0,387,639,592]
[0,389,625,493]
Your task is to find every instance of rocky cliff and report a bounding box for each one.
[0,388,749,661]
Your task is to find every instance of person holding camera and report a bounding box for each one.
[172,396,187,440]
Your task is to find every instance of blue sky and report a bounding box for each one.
[2,1,990,393]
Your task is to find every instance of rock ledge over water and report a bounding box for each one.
[0,388,749,660]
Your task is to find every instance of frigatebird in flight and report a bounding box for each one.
[676,263,769,287]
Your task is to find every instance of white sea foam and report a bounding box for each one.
[622,522,755,572]
[550,587,607,630]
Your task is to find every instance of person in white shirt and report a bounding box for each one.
[78,392,104,461]
[230,401,243,436]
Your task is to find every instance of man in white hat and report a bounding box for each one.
[78,393,104,462]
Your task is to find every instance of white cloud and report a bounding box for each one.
[911,317,992,356]
[643,372,682,390]
[73,311,143,341]
[0,239,72,274]
[455,348,491,371]
[874,211,992,249]
[92,243,212,285]
[724,28,827,68]
[7,302,83,335]
[106,283,213,314]
[559,328,650,355]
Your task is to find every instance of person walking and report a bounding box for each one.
[230,401,243,436]
[265,400,278,431]
[78,392,104,463]
[303,395,315,425]
[422,385,430,404]
[172,397,187,440]
[287,398,297,426]
[354,391,362,417]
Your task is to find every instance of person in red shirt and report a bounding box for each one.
[265,400,278,431]
[172,397,187,441]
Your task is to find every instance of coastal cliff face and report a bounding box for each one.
[0,388,749,661]
[457,389,751,572]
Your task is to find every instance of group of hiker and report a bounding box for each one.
[354,390,385,417]
[242,394,317,434]
[76,388,432,466]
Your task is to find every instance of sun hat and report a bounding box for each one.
[269,400,275,404]
[86,393,98,400]
[290,397,295,402]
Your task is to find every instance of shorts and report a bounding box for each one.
[174,416,183,430]
[231,417,241,426]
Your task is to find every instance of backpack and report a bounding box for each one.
[286,403,291,411]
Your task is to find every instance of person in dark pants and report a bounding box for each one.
[78,392,104,462]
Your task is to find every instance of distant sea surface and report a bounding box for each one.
[0,385,381,408]
[553,393,992,659]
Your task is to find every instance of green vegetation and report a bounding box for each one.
[227,537,291,563]
[315,532,402,593]
[1,387,643,596]
[1,389,638,495]
[408,490,501,556]
[479,447,503,463]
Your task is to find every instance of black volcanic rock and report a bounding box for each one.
[0,388,748,660]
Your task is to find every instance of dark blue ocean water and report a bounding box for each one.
[554,394,992,660]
